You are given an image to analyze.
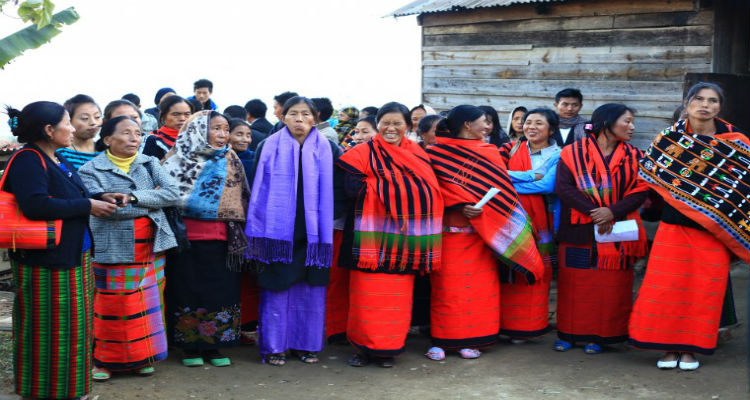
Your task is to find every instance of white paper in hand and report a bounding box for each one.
[594,219,639,243]
[474,187,501,209]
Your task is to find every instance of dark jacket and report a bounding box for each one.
[250,117,273,135]
[249,129,269,152]
[4,145,92,269]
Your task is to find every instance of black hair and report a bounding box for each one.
[63,94,100,119]
[274,91,299,106]
[417,114,443,135]
[361,106,379,117]
[223,105,247,120]
[376,102,412,130]
[478,105,507,147]
[311,97,334,121]
[672,104,685,124]
[356,115,378,132]
[244,99,267,118]
[194,79,213,92]
[281,96,318,117]
[684,81,724,107]
[209,111,227,122]
[94,116,138,152]
[554,88,583,104]
[583,103,636,139]
[229,117,251,132]
[5,101,66,144]
[187,98,203,113]
[103,99,142,122]
[410,104,427,116]
[523,107,563,146]
[121,93,140,107]
[438,105,486,138]
[508,106,528,140]
[158,95,191,125]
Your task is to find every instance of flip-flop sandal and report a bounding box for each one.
[91,367,111,381]
[553,340,573,352]
[266,354,286,366]
[348,353,369,367]
[459,348,481,359]
[425,346,446,361]
[584,343,603,354]
[378,357,395,368]
[296,351,319,364]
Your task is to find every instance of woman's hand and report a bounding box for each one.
[89,199,118,217]
[534,173,544,181]
[462,205,483,219]
[590,207,614,225]
[100,193,129,207]
[597,222,614,235]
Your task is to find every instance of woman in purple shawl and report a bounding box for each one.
[245,96,344,366]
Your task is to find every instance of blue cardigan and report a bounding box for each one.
[4,145,92,269]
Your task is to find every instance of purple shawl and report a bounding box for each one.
[245,127,334,267]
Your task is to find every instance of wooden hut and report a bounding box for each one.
[390,0,749,148]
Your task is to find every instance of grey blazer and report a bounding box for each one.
[78,153,180,264]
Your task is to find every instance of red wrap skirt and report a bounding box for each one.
[93,217,167,370]
[325,229,349,342]
[629,223,730,355]
[430,232,499,349]
[499,263,552,339]
[556,242,633,344]
[240,273,260,329]
[347,270,415,357]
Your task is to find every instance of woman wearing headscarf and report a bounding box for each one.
[479,105,510,147]
[506,106,528,144]
[78,116,179,380]
[336,106,360,151]
[5,101,118,400]
[630,82,750,370]
[498,108,562,344]
[246,96,342,366]
[162,110,250,368]
[554,103,648,354]
[425,105,545,361]
[142,96,192,161]
[339,102,444,368]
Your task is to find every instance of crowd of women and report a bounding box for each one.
[2,81,748,400]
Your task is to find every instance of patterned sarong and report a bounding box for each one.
[12,252,93,399]
[93,217,168,370]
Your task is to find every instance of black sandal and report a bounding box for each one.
[378,357,395,368]
[266,353,286,366]
[348,352,369,367]
[293,351,319,364]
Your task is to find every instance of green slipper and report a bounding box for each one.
[136,366,155,375]
[182,357,204,367]
[209,357,231,367]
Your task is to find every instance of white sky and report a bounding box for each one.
[0,0,421,138]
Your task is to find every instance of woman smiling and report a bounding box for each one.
[339,102,444,368]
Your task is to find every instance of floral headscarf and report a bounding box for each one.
[162,110,250,269]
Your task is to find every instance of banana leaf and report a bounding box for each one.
[0,7,79,68]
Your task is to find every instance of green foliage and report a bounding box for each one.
[17,0,56,29]
[0,6,79,68]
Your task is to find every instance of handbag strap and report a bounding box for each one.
[0,148,48,191]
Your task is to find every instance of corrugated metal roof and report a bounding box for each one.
[389,0,565,17]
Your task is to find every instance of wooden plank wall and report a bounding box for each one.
[419,0,713,149]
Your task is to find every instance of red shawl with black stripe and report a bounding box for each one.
[427,137,545,284]
[559,135,648,268]
[152,126,180,148]
[338,135,444,273]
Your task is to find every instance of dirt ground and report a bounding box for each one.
[0,264,748,400]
